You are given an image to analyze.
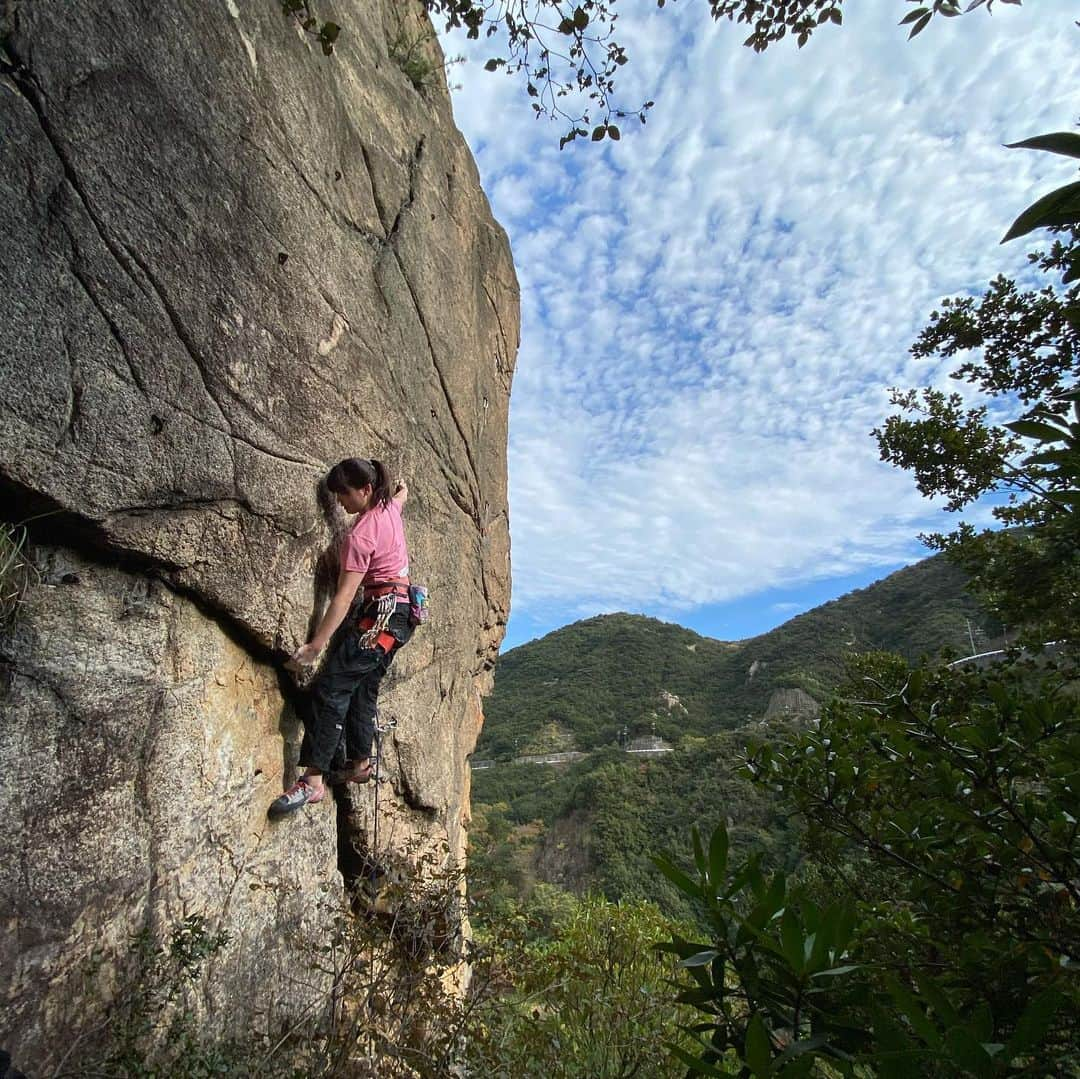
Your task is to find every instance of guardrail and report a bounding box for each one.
[947,641,1063,669]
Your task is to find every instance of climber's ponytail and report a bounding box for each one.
[367,459,393,507]
[327,457,394,507]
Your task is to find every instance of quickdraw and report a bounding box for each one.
[357,591,398,650]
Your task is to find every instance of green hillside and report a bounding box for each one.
[470,731,801,921]
[478,553,999,759]
[469,554,999,917]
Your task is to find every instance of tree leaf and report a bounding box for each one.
[970,1002,993,1045]
[810,963,861,977]
[899,6,929,24]
[772,1034,830,1068]
[944,1025,993,1075]
[915,977,961,1031]
[780,908,805,974]
[708,823,729,888]
[885,977,942,1050]
[1005,131,1080,160]
[667,1043,727,1076]
[1004,419,1068,443]
[745,1013,772,1076]
[1005,989,1065,1059]
[650,854,700,899]
[1001,180,1080,243]
[692,824,707,875]
[908,11,933,37]
[680,948,721,968]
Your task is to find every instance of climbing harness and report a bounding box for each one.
[356,576,413,649]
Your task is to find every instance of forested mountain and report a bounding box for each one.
[469,553,1000,917]
[478,553,999,759]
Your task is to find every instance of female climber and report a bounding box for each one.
[269,457,413,818]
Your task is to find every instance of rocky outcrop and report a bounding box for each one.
[657,689,687,715]
[763,687,820,724]
[0,0,517,1068]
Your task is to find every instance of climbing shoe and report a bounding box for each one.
[268,776,325,818]
[328,760,373,785]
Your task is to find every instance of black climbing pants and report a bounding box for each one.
[298,602,413,772]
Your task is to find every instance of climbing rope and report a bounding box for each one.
[370,711,397,885]
[366,710,396,1062]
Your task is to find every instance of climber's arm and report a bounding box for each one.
[392,480,408,508]
[292,569,364,665]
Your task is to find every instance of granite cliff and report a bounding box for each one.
[0,0,517,1067]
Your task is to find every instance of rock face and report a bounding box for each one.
[0,0,517,1068]
[763,687,820,724]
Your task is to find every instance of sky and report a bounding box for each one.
[437,2,1079,652]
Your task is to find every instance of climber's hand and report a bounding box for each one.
[291,642,321,667]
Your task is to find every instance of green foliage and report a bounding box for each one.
[653,821,869,1075]
[279,0,340,56]
[420,0,1020,146]
[749,654,1080,1035]
[168,914,232,976]
[521,720,578,755]
[1003,134,1080,278]
[471,733,802,924]
[388,25,440,91]
[468,799,546,921]
[647,209,1080,1075]
[466,892,699,1077]
[657,796,1077,1076]
[76,915,239,1078]
[875,226,1080,646]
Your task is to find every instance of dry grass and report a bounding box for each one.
[0,522,35,626]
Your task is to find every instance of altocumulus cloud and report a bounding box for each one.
[440,2,1080,642]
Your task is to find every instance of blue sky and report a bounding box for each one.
[438,2,1079,652]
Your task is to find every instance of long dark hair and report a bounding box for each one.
[326,458,393,507]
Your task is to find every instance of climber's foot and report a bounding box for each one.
[330,759,373,785]
[268,776,325,818]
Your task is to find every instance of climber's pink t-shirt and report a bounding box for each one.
[341,500,409,585]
